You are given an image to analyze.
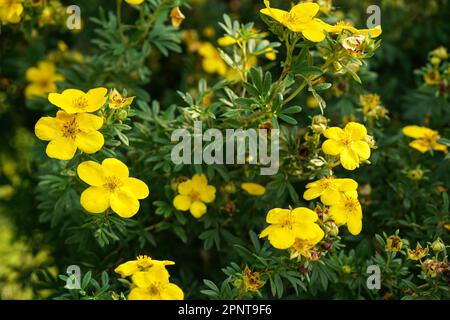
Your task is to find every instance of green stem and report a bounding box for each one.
[117,0,123,38]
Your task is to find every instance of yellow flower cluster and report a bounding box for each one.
[303,177,362,235]
[35,88,107,160]
[402,125,448,154]
[173,174,216,218]
[0,0,23,25]
[115,255,184,300]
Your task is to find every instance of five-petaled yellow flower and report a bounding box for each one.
[322,122,371,170]
[128,266,184,300]
[402,126,448,154]
[385,235,403,252]
[260,1,330,42]
[0,0,23,25]
[77,158,149,218]
[259,207,324,250]
[35,111,104,160]
[328,191,362,235]
[303,176,358,205]
[407,243,429,261]
[115,255,175,278]
[25,61,64,99]
[108,88,135,109]
[241,182,266,196]
[173,174,216,218]
[48,87,108,114]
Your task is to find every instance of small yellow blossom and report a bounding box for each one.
[77,158,149,218]
[25,61,64,99]
[170,6,185,28]
[423,70,440,85]
[386,235,403,252]
[241,182,266,196]
[402,126,448,154]
[35,111,104,160]
[422,259,447,278]
[125,0,144,5]
[242,266,265,292]
[128,267,184,300]
[115,255,175,278]
[173,174,216,218]
[290,236,322,260]
[430,46,448,60]
[109,88,135,109]
[322,122,371,170]
[359,94,388,120]
[260,207,324,250]
[260,1,331,42]
[407,243,429,261]
[328,190,362,235]
[303,176,358,205]
[198,42,228,76]
[0,0,23,24]
[48,87,108,114]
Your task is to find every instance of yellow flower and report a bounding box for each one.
[423,70,440,85]
[115,255,175,278]
[0,0,23,24]
[322,122,371,170]
[289,236,322,260]
[259,207,324,250]
[198,42,228,76]
[77,158,149,218]
[328,191,362,235]
[402,126,448,154]
[325,20,382,38]
[303,176,358,205]
[128,267,184,300]
[430,46,448,60]
[241,182,266,196]
[125,0,144,5]
[407,243,429,261]
[242,265,265,292]
[108,88,135,109]
[48,87,108,114]
[386,235,403,252]
[260,0,331,42]
[218,35,238,46]
[173,174,216,218]
[170,6,185,28]
[35,111,104,160]
[341,34,365,57]
[25,61,64,99]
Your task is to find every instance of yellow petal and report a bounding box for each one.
[433,143,448,153]
[132,267,170,288]
[347,214,362,235]
[323,127,345,140]
[77,161,105,186]
[358,25,382,38]
[409,140,430,153]
[322,139,344,155]
[351,141,371,160]
[320,189,342,205]
[303,187,322,200]
[191,174,208,190]
[35,116,61,141]
[266,208,290,224]
[260,8,289,25]
[290,2,319,20]
[177,180,193,196]
[48,92,70,109]
[173,195,192,211]
[122,178,149,199]
[344,122,367,140]
[110,190,140,218]
[268,226,295,249]
[102,158,129,178]
[402,126,429,139]
[161,283,184,300]
[46,137,77,160]
[335,178,358,191]
[128,288,153,300]
[85,87,108,112]
[76,113,104,132]
[217,36,237,46]
[301,20,326,42]
[241,183,266,196]
[80,186,110,213]
[200,185,216,203]
[328,205,347,225]
[190,201,207,218]
[76,131,104,154]
[114,261,139,278]
[340,147,360,170]
[291,207,318,223]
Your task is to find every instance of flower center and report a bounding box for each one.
[190,190,201,201]
[422,133,438,146]
[105,176,123,192]
[281,214,294,229]
[148,283,161,296]
[72,96,89,110]
[344,198,358,211]
[61,118,79,139]
[283,13,301,25]
[136,255,153,269]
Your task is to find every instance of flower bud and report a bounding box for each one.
[431,239,445,253]
[311,115,328,133]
